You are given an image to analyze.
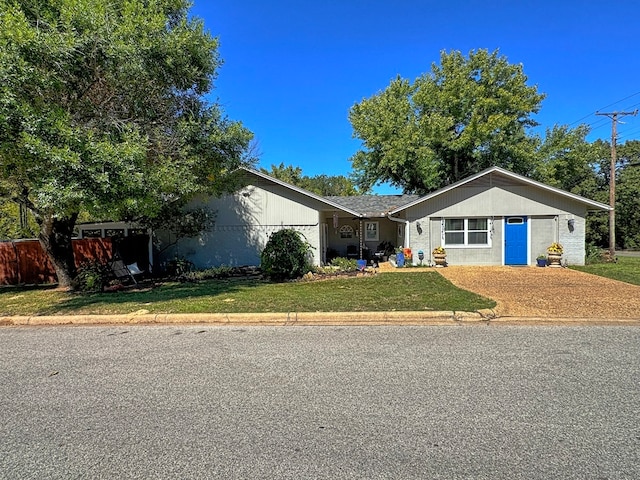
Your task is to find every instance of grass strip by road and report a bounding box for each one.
[0,272,495,316]
[571,256,640,286]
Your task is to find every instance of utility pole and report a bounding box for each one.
[596,110,638,257]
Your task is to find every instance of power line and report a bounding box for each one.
[596,91,640,112]
[568,90,640,127]
[617,126,640,140]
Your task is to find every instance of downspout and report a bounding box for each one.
[427,217,432,265]
[386,215,409,249]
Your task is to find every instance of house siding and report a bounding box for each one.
[157,182,322,269]
[406,184,590,266]
[558,213,587,265]
[530,216,556,263]
[406,218,430,264]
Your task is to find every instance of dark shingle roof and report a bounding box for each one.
[325,195,421,217]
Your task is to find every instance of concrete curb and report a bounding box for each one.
[1,310,489,327]
[2,310,640,327]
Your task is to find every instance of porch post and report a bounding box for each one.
[359,219,363,259]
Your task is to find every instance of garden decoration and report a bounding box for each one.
[546,242,563,267]
[432,246,447,267]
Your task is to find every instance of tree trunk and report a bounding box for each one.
[38,213,79,289]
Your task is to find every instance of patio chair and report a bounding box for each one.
[110,253,145,285]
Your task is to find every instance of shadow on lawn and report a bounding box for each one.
[39,277,270,314]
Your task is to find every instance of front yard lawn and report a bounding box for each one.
[0,272,495,316]
[571,256,640,286]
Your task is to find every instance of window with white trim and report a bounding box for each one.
[365,221,379,241]
[443,218,491,247]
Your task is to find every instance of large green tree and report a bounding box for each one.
[533,125,600,193]
[0,0,254,287]
[533,126,610,247]
[349,49,545,194]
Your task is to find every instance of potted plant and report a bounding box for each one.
[536,254,547,267]
[432,246,447,267]
[546,242,563,267]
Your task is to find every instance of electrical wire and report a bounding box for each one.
[566,91,640,136]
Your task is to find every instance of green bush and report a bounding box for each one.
[329,257,358,272]
[179,265,233,282]
[585,243,605,264]
[72,261,112,292]
[261,229,313,281]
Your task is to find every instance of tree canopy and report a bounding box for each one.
[0,0,254,286]
[261,163,362,196]
[349,49,545,194]
[615,140,640,249]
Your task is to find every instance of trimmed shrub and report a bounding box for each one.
[261,229,313,281]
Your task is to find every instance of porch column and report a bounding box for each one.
[359,219,364,259]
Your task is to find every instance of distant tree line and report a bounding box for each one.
[259,163,363,196]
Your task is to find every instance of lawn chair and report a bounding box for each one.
[110,253,145,285]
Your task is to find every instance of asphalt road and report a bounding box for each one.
[1,325,639,479]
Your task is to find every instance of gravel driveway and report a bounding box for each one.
[435,266,640,318]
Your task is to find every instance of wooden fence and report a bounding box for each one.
[0,238,113,286]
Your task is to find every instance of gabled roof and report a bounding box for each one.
[243,168,362,217]
[326,194,421,217]
[388,166,612,214]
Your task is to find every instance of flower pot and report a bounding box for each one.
[433,253,447,267]
[547,252,562,267]
[536,258,547,267]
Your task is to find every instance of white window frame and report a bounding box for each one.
[364,221,379,241]
[442,218,492,248]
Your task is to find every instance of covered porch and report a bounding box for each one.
[319,194,419,264]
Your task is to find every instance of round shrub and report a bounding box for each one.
[261,229,312,281]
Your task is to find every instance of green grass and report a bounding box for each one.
[570,256,640,286]
[0,272,495,316]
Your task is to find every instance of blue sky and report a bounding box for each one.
[191,1,640,193]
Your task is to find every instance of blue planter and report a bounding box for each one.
[396,252,405,267]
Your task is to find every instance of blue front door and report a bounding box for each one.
[505,217,528,265]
